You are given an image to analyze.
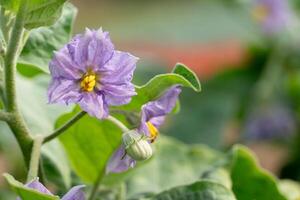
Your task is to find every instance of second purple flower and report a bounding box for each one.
[48,28,138,119]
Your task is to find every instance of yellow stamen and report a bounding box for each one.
[146,122,159,143]
[80,73,96,92]
[252,5,269,23]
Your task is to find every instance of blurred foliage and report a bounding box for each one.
[2,0,300,199]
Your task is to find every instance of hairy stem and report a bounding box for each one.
[27,135,43,182]
[4,1,26,112]
[106,115,129,132]
[7,113,33,167]
[43,111,86,144]
[3,0,33,168]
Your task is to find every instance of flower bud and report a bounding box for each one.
[122,130,153,161]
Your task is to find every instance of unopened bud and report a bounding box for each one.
[122,130,153,161]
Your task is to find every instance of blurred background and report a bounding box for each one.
[2,0,300,198]
[70,0,300,179]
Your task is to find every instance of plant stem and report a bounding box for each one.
[43,111,86,144]
[27,135,43,182]
[116,183,126,200]
[4,1,26,112]
[0,110,11,121]
[106,115,129,132]
[88,169,105,200]
[3,0,33,169]
[7,113,33,167]
[252,42,287,105]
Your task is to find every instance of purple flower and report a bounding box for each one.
[107,85,181,173]
[244,106,296,141]
[48,28,138,119]
[252,0,291,34]
[17,179,85,200]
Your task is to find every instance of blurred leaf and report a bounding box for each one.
[149,180,236,200]
[0,0,67,29]
[56,108,122,183]
[4,173,59,200]
[121,136,225,198]
[279,180,300,200]
[167,66,260,147]
[18,3,77,74]
[201,168,232,189]
[230,145,287,200]
[0,76,68,186]
[121,63,201,111]
[16,74,72,187]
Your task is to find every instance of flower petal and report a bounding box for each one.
[139,85,181,136]
[25,179,53,195]
[78,92,108,119]
[141,85,181,122]
[101,51,138,84]
[101,84,136,106]
[74,28,114,70]
[50,49,82,79]
[48,78,82,104]
[106,146,136,173]
[61,185,86,200]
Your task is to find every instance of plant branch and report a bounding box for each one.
[4,1,26,112]
[7,113,33,167]
[43,111,86,144]
[106,115,129,133]
[0,110,11,121]
[27,135,43,182]
[3,0,33,168]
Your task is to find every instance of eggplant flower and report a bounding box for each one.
[48,28,138,119]
[107,85,181,173]
[17,179,85,200]
[252,0,291,34]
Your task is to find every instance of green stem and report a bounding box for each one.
[116,183,126,200]
[88,169,105,200]
[0,110,11,121]
[0,83,5,107]
[7,113,33,167]
[106,115,129,132]
[253,44,285,104]
[43,111,86,144]
[27,135,43,182]
[4,1,26,112]
[3,0,33,169]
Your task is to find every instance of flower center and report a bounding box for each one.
[146,122,158,143]
[252,4,269,23]
[80,73,96,92]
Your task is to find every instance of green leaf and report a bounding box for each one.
[230,145,287,200]
[201,168,232,189]
[18,3,77,74]
[279,180,300,200]
[4,173,59,200]
[121,63,201,111]
[149,180,236,200]
[16,74,72,187]
[113,136,225,198]
[24,0,67,29]
[0,0,67,29]
[172,63,201,91]
[56,108,122,183]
